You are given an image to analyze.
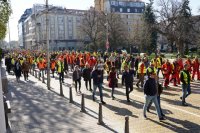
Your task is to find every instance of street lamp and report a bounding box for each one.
[45,0,50,90]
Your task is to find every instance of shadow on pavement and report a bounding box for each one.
[148,116,200,132]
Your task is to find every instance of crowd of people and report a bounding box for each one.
[4,50,200,121]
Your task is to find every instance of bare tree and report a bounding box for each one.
[155,0,198,56]
[80,7,102,51]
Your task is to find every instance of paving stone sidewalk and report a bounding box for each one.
[5,69,119,133]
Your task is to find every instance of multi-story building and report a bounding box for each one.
[19,4,86,50]
[18,8,32,48]
[94,0,145,36]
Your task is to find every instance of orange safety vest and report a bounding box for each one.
[38,61,44,69]
[51,61,56,69]
[80,57,85,67]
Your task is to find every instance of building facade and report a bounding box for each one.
[19,4,86,50]
[18,8,32,48]
[95,0,145,34]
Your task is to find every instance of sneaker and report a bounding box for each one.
[159,117,165,121]
[127,99,131,102]
[101,101,106,104]
[112,96,115,100]
[147,109,150,113]
[182,103,188,106]
[144,115,147,120]
[136,84,139,88]
[180,97,182,100]
[93,96,95,101]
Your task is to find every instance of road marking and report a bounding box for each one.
[132,93,200,118]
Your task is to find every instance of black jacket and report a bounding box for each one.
[82,68,92,80]
[144,77,157,96]
[122,71,134,86]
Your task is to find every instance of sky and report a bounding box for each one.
[5,0,200,42]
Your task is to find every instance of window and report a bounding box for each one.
[112,8,115,12]
[127,8,130,13]
[120,8,123,12]
[119,2,125,7]
[58,16,64,24]
[135,9,138,13]
[142,9,144,12]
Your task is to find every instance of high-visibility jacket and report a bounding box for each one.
[80,57,85,67]
[19,59,24,66]
[185,59,192,72]
[156,58,162,68]
[38,61,45,70]
[162,63,172,75]
[11,58,15,65]
[138,62,146,74]
[180,70,189,84]
[51,60,56,70]
[147,67,156,75]
[57,61,64,73]
[192,59,200,71]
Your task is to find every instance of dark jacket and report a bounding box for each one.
[14,61,22,77]
[82,67,92,80]
[108,71,117,88]
[92,69,103,85]
[122,70,134,86]
[72,70,82,81]
[144,77,157,96]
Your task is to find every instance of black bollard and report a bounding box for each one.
[80,93,86,113]
[69,87,73,103]
[35,70,37,78]
[124,116,129,133]
[42,74,45,83]
[97,102,104,125]
[38,71,41,81]
[60,81,64,96]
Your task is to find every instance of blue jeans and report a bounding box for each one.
[147,95,163,115]
[182,84,188,103]
[186,84,191,98]
[93,83,103,101]
[143,95,162,118]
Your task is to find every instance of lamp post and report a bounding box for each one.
[46,0,50,90]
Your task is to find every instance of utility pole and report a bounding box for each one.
[46,0,50,90]
[8,21,11,49]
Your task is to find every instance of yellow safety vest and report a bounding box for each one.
[181,71,188,84]
[57,61,64,73]
[147,67,157,74]
[11,58,15,65]
[156,58,161,68]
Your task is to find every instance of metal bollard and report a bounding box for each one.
[42,74,45,83]
[35,70,37,78]
[80,93,86,112]
[69,87,73,103]
[38,71,41,81]
[60,81,64,96]
[124,116,129,133]
[97,102,104,125]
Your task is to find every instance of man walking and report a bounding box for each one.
[180,64,191,106]
[143,71,164,121]
[92,66,106,104]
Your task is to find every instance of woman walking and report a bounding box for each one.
[108,66,118,100]
[14,58,22,82]
[73,65,82,94]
